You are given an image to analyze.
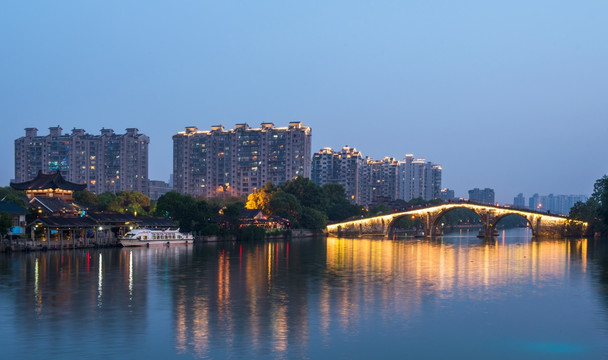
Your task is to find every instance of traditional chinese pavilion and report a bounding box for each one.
[10,170,86,201]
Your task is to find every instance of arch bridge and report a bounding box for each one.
[326,202,587,239]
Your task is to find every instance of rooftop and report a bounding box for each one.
[11,170,86,192]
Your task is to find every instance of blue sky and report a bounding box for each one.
[2,1,607,203]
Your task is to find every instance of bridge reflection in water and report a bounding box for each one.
[324,234,588,309]
[171,232,589,357]
[4,232,595,359]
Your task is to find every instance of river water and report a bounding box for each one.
[1,229,607,359]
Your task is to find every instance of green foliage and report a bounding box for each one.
[73,190,100,206]
[0,213,12,237]
[441,208,482,226]
[269,191,302,226]
[223,202,245,231]
[569,175,608,236]
[322,183,361,221]
[243,179,362,229]
[299,207,328,230]
[394,216,415,228]
[369,204,389,215]
[593,175,608,229]
[283,177,328,212]
[408,197,428,206]
[0,187,27,207]
[206,195,247,208]
[155,191,218,233]
[88,191,151,215]
[235,225,267,241]
[569,198,604,235]
[494,214,529,229]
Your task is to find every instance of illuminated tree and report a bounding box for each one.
[245,182,275,215]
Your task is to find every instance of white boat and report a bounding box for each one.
[119,228,194,247]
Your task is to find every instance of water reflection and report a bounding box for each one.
[0,231,606,359]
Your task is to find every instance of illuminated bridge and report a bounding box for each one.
[326,202,587,239]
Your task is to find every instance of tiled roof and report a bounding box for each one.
[10,170,86,191]
[30,216,98,228]
[30,197,82,214]
[27,214,175,229]
[0,201,29,214]
[87,212,139,223]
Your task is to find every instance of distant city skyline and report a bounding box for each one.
[2,1,607,203]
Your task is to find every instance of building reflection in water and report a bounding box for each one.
[172,241,311,359]
[0,232,593,358]
[170,234,589,358]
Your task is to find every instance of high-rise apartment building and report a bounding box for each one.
[513,193,526,208]
[311,146,365,204]
[368,157,400,203]
[468,188,495,204]
[526,193,588,215]
[439,188,456,202]
[173,122,312,197]
[15,126,149,194]
[149,180,172,201]
[311,148,442,206]
[397,155,442,202]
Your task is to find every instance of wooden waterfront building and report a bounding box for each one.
[29,216,102,249]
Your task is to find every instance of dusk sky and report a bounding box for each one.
[2,1,607,203]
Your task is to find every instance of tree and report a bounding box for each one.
[0,187,27,207]
[97,192,117,210]
[222,202,245,231]
[0,213,12,237]
[246,182,276,215]
[269,191,302,227]
[394,216,415,229]
[592,175,608,229]
[322,183,360,221]
[73,190,100,206]
[283,176,328,212]
[114,191,151,215]
[369,204,389,215]
[299,207,328,230]
[569,175,608,236]
[155,191,219,234]
[156,192,199,232]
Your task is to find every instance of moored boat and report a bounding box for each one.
[119,228,194,247]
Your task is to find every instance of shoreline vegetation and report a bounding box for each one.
[2,174,608,252]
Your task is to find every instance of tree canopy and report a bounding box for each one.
[569,175,608,235]
[244,178,363,229]
[74,190,151,215]
[0,213,12,237]
[0,187,27,207]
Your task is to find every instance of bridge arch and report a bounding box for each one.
[430,206,485,237]
[491,213,535,236]
[387,213,427,238]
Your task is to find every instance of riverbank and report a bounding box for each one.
[0,240,118,252]
[194,229,323,243]
[0,229,325,252]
